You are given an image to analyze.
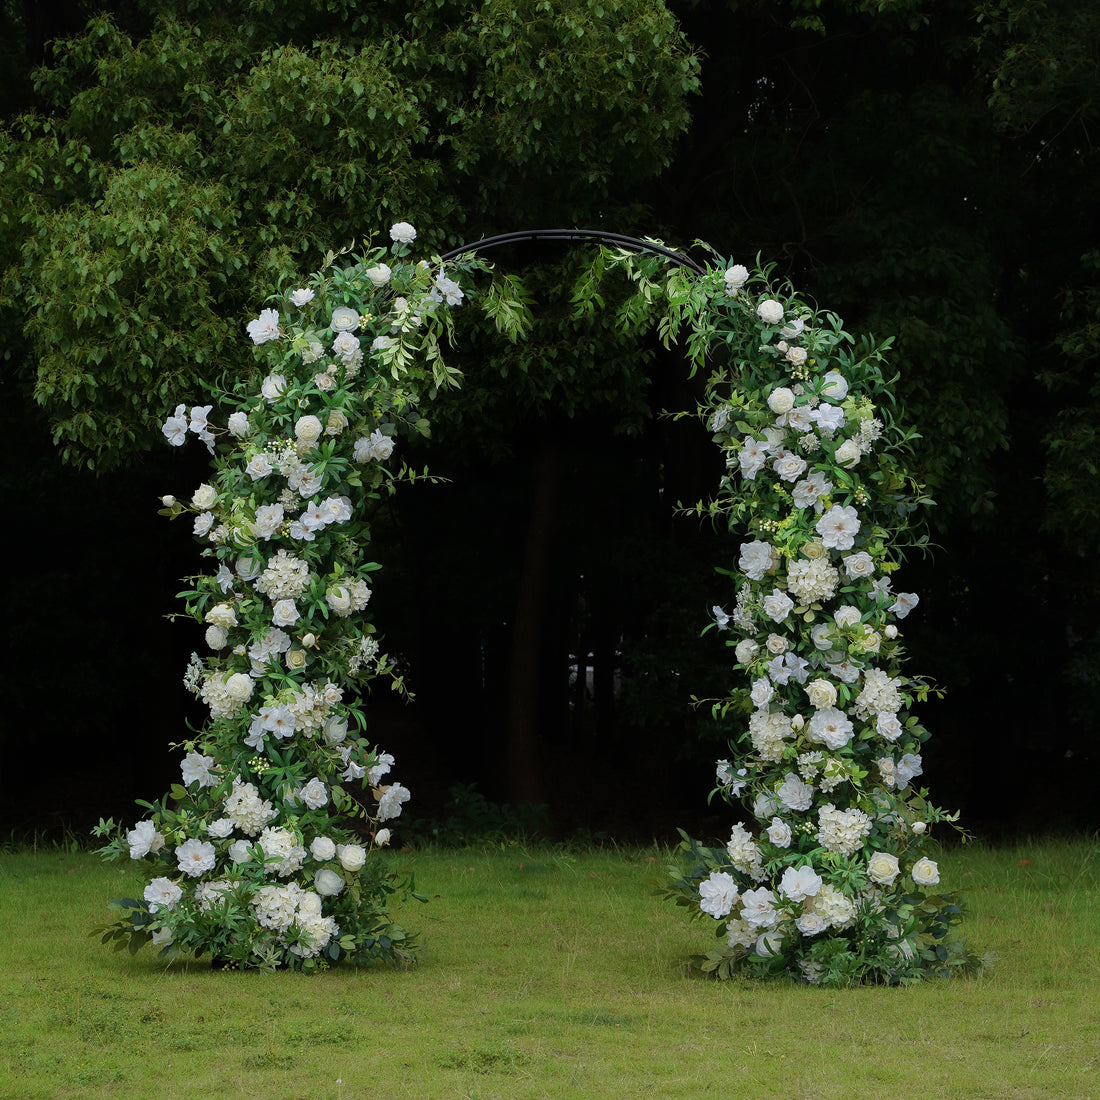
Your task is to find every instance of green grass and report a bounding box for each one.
[1,838,1096,1099]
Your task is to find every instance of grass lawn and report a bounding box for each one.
[1,837,1096,1099]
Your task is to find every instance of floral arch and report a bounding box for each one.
[93,223,982,983]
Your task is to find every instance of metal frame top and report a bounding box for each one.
[438,228,708,276]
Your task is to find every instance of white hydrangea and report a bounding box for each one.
[815,803,872,856]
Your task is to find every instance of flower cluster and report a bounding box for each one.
[595,251,982,985]
[94,226,527,971]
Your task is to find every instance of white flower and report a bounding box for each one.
[712,605,730,631]
[337,843,367,872]
[737,436,769,480]
[842,551,875,580]
[374,828,392,847]
[311,836,337,861]
[779,864,823,902]
[816,504,861,551]
[724,264,749,291]
[272,599,300,628]
[246,453,273,480]
[792,470,833,512]
[207,818,234,839]
[808,707,854,750]
[223,673,252,704]
[820,370,849,401]
[796,911,828,937]
[314,868,345,896]
[191,483,217,510]
[740,887,779,928]
[757,299,784,324]
[247,308,280,345]
[867,851,901,886]
[777,772,814,812]
[126,820,165,859]
[814,403,846,436]
[766,817,792,848]
[290,288,315,306]
[805,679,837,709]
[750,677,774,708]
[260,374,287,402]
[785,345,808,367]
[332,330,361,363]
[376,782,411,821]
[228,839,253,864]
[876,714,902,743]
[911,857,940,887]
[366,263,392,287]
[331,306,360,332]
[773,451,808,482]
[786,557,840,604]
[181,751,217,788]
[734,639,759,664]
[205,602,237,629]
[162,405,188,446]
[767,387,796,415]
[144,877,182,913]
[762,589,794,623]
[300,778,328,810]
[295,415,323,445]
[834,438,862,469]
[738,540,775,581]
[699,872,739,919]
[176,837,217,877]
[390,221,417,243]
[890,592,920,619]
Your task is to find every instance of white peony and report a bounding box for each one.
[699,872,739,918]
[247,308,280,345]
[779,864,823,902]
[176,837,217,877]
[808,707,854,750]
[144,877,183,913]
[816,505,861,551]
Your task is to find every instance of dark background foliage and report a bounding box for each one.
[3,0,1097,841]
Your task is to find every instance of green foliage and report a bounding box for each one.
[1,0,698,471]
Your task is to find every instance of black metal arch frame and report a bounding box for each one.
[438,228,708,277]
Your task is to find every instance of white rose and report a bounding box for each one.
[767,387,795,415]
[805,678,837,709]
[785,346,808,366]
[867,851,901,885]
[261,374,287,402]
[227,411,250,437]
[834,438,861,469]
[311,836,337,861]
[762,589,794,623]
[314,868,345,896]
[290,288,315,306]
[205,602,237,629]
[374,828,392,847]
[246,308,280,345]
[191,484,217,510]
[911,857,940,886]
[820,370,849,401]
[911,821,927,835]
[205,625,228,650]
[757,299,784,324]
[766,817,792,848]
[272,600,299,627]
[295,415,323,444]
[366,264,392,287]
[326,409,349,436]
[225,673,253,703]
[734,639,759,664]
[337,843,367,872]
[325,585,352,616]
[285,648,307,671]
[765,633,787,656]
[724,264,749,290]
[750,678,774,708]
[390,221,417,243]
[330,306,360,332]
[842,551,875,580]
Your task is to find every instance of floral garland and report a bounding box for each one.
[577,248,986,985]
[93,224,530,970]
